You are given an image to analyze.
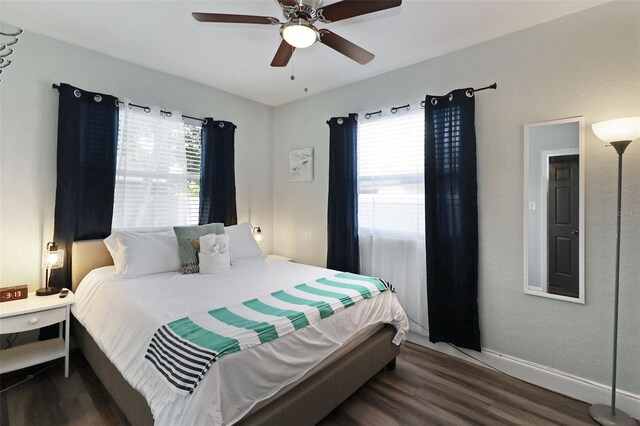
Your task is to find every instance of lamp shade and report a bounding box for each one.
[592,117,640,143]
[281,21,318,48]
[42,242,64,269]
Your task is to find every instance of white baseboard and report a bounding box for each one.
[406,332,640,419]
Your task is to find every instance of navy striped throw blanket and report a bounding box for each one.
[145,272,391,394]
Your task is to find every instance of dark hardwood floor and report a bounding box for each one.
[1,341,621,426]
[321,343,604,426]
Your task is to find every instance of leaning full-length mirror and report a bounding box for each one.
[524,117,585,303]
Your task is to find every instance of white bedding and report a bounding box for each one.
[72,257,409,425]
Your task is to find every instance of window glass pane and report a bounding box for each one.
[357,110,425,237]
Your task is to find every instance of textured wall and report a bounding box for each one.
[0,32,274,290]
[272,2,640,393]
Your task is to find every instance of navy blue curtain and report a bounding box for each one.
[199,118,238,226]
[424,89,481,351]
[326,114,360,273]
[49,83,119,290]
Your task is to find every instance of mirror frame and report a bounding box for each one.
[523,116,585,304]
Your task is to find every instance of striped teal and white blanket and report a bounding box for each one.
[145,272,392,394]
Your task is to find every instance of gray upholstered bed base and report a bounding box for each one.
[72,318,399,425]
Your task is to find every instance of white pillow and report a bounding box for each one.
[103,233,120,266]
[104,230,181,278]
[224,223,264,264]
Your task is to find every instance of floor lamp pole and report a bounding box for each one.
[588,140,634,426]
[611,149,622,414]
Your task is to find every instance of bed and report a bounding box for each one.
[70,239,408,425]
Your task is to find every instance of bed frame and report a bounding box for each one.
[70,240,400,425]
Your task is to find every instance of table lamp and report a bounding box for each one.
[37,241,64,296]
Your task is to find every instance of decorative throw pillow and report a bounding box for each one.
[224,223,265,264]
[199,234,231,274]
[174,223,225,273]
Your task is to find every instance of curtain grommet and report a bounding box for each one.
[144,107,151,113]
[203,119,208,125]
[93,95,102,103]
[466,89,474,98]
[337,118,344,125]
[218,122,225,128]
[73,89,81,98]
[448,94,454,101]
[430,98,438,106]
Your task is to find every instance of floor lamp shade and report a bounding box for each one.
[592,117,640,143]
[588,117,637,426]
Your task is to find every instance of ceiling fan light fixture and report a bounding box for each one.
[281,20,318,48]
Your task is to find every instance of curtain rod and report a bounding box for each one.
[363,83,498,119]
[424,82,498,103]
[52,83,205,123]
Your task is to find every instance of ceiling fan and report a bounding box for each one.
[192,0,402,67]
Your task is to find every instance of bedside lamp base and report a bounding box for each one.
[36,287,61,296]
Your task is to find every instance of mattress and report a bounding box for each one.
[72,257,408,425]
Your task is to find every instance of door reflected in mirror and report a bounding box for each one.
[524,117,585,303]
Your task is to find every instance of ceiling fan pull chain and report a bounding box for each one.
[290,47,295,80]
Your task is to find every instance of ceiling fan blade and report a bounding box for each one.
[192,13,279,25]
[271,40,295,67]
[318,0,401,23]
[277,0,299,7]
[319,30,374,65]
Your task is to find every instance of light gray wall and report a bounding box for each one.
[527,121,579,290]
[272,2,640,393]
[0,31,274,291]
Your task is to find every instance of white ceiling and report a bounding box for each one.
[2,0,605,106]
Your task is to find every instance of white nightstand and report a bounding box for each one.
[267,254,292,262]
[0,291,75,378]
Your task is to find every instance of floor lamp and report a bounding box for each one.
[589,116,640,426]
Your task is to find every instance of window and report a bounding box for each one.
[112,106,201,229]
[357,108,428,336]
[357,110,425,237]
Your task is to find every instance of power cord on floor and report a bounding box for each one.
[5,332,17,349]
[0,359,63,394]
[404,312,587,404]
[443,342,587,404]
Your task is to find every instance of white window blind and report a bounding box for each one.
[112,106,201,229]
[184,122,202,224]
[357,110,425,237]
